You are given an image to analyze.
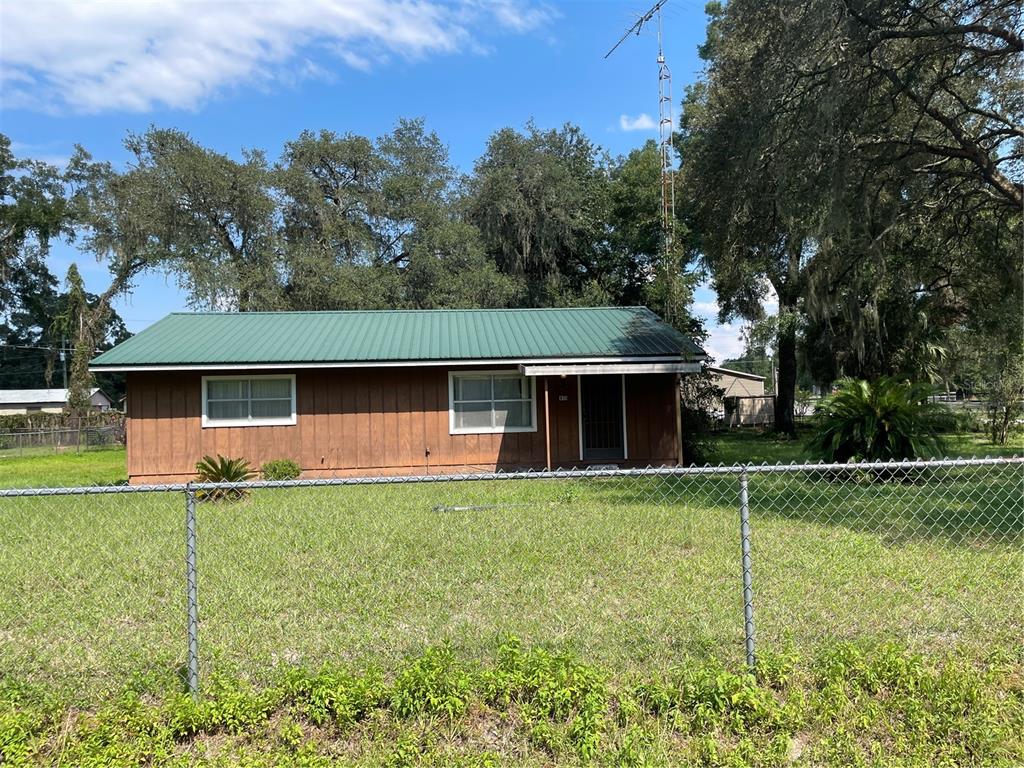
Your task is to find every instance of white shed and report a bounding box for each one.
[705,367,774,427]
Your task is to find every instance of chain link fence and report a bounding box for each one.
[0,424,124,457]
[0,457,1020,699]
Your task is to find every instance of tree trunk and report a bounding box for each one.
[774,307,798,436]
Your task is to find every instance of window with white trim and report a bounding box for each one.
[449,372,536,434]
[202,375,296,427]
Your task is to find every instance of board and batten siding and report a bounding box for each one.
[125,367,680,483]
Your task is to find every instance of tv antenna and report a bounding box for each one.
[605,0,677,255]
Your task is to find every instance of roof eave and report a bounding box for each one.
[90,352,707,374]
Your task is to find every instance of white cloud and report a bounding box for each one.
[691,278,781,363]
[485,0,556,32]
[692,300,720,318]
[0,0,552,114]
[619,113,656,131]
[702,320,746,364]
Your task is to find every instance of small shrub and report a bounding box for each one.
[194,454,255,501]
[756,642,799,688]
[262,458,301,481]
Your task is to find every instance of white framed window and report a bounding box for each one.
[201,374,296,428]
[448,371,537,434]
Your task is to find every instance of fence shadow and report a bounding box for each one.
[572,466,1023,545]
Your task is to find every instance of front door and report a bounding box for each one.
[581,375,625,461]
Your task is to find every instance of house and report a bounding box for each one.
[0,388,114,416]
[89,307,706,483]
[705,366,773,427]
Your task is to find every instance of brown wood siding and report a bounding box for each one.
[125,368,680,482]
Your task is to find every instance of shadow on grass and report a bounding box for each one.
[573,467,1023,545]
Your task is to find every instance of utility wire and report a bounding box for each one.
[0,343,100,353]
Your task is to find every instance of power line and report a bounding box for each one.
[0,343,98,353]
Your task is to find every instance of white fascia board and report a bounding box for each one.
[520,362,703,376]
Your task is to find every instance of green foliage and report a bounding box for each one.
[808,642,1022,766]
[391,645,473,720]
[0,411,123,432]
[467,122,610,305]
[260,458,301,481]
[0,135,71,310]
[166,676,280,737]
[0,138,130,396]
[807,378,949,462]
[481,637,608,759]
[51,264,94,414]
[681,0,1022,415]
[1,640,1021,766]
[634,660,791,736]
[680,369,723,466]
[194,454,255,501]
[281,665,385,727]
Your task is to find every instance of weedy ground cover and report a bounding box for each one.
[2,639,1021,766]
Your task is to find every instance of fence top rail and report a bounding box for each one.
[0,455,1019,497]
[0,426,118,436]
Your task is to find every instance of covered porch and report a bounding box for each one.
[521,361,700,469]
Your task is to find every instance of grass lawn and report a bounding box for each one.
[712,426,1024,465]
[1,466,1018,701]
[1,444,1020,765]
[0,446,127,488]
[0,429,1017,490]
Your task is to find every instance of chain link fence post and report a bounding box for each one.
[185,483,200,697]
[738,468,756,671]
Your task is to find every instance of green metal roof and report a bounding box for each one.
[90,307,705,368]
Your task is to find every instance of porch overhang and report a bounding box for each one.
[519,361,702,377]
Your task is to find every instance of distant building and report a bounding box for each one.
[705,366,773,427]
[0,388,114,415]
[707,366,767,399]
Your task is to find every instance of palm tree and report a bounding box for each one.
[807,378,948,462]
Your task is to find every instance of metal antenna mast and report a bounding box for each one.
[605,0,676,253]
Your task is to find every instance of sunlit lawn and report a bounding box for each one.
[712,426,1023,466]
[1,466,1019,701]
[0,446,127,488]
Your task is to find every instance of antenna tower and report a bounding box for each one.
[605,0,676,254]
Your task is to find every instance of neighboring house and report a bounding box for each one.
[705,367,773,427]
[89,307,706,483]
[0,388,114,416]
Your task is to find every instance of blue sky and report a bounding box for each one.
[0,0,762,360]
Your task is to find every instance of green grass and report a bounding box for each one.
[4,639,1022,766]
[712,427,1024,466]
[0,431,1016,490]
[0,437,1020,764]
[1,468,1019,705]
[0,446,127,488]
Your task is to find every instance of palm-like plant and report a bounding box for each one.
[807,378,949,463]
[194,454,255,501]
